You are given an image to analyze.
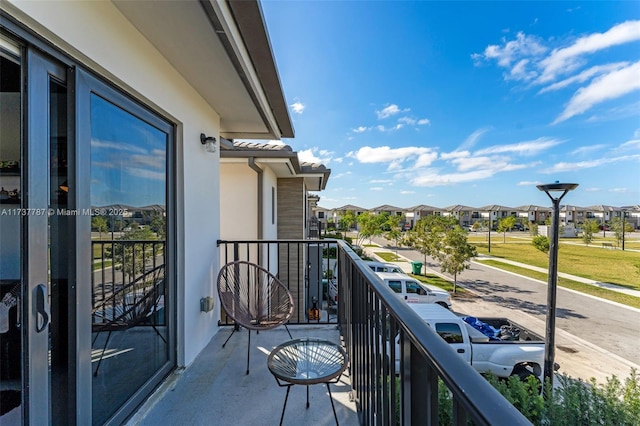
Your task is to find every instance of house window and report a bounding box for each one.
[318,211,325,219]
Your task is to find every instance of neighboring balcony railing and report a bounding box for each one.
[217,239,531,425]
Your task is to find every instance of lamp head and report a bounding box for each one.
[536,181,578,193]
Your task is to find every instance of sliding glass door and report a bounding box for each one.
[0,28,174,425]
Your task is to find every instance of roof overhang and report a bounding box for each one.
[112,0,294,139]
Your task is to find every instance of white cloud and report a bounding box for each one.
[537,20,640,83]
[376,104,409,119]
[298,147,334,165]
[459,127,491,151]
[369,179,393,184]
[541,154,640,173]
[350,146,436,171]
[518,181,543,186]
[290,102,305,114]
[570,144,607,155]
[609,188,630,193]
[553,61,640,124]
[619,139,640,150]
[400,190,415,194]
[538,62,629,94]
[475,32,547,69]
[440,150,470,160]
[352,126,368,133]
[475,137,563,156]
[370,187,384,191]
[417,118,431,125]
[410,169,498,187]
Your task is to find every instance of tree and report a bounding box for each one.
[528,221,538,236]
[339,210,357,233]
[532,235,550,254]
[357,212,389,246]
[384,214,404,254]
[497,216,516,243]
[92,216,108,238]
[150,213,166,239]
[610,217,633,247]
[438,226,478,293]
[581,219,599,246]
[107,226,158,280]
[404,215,457,274]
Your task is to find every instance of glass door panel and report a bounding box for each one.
[89,93,169,425]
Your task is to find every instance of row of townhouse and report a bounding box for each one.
[0,2,331,425]
[314,203,640,231]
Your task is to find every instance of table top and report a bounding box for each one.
[267,337,348,385]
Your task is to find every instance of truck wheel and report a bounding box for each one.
[512,365,542,390]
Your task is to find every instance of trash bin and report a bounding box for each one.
[411,261,423,275]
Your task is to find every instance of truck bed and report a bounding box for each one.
[463,316,544,343]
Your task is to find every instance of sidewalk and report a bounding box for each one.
[475,255,640,299]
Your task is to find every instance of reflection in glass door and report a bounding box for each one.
[0,36,23,426]
[88,93,170,425]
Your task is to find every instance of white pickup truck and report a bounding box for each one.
[394,304,549,381]
[377,272,452,309]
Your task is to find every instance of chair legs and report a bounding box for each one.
[246,330,251,375]
[277,383,339,426]
[223,326,290,375]
[92,330,113,377]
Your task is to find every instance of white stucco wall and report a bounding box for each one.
[220,162,258,240]
[7,1,222,366]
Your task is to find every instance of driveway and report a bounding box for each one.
[368,237,640,384]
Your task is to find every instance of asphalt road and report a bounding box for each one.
[370,236,640,383]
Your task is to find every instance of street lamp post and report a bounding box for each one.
[622,210,627,251]
[488,210,494,253]
[537,182,578,389]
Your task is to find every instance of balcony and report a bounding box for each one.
[127,239,530,425]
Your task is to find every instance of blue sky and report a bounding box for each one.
[260,1,640,210]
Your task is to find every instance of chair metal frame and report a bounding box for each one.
[217,260,294,374]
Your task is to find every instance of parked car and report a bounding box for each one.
[376,272,452,309]
[511,223,526,231]
[389,304,549,381]
[363,260,406,275]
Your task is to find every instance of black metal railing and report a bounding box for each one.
[217,238,530,425]
[218,239,339,324]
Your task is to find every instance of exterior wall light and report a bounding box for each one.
[200,133,217,153]
[536,181,578,389]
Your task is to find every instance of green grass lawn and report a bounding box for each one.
[468,235,640,291]
[375,251,403,262]
[410,273,472,297]
[479,259,640,309]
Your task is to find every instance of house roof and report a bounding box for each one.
[407,204,441,211]
[112,0,293,139]
[477,204,512,211]
[443,204,475,212]
[334,204,366,212]
[514,205,550,212]
[371,204,403,212]
[221,141,330,190]
[585,205,617,212]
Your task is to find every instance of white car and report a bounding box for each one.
[363,260,406,275]
[376,272,451,309]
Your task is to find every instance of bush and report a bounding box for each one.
[396,370,640,424]
[532,235,550,254]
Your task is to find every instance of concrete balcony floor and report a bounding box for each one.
[126,325,359,426]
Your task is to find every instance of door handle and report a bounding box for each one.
[35,284,50,333]
[457,349,465,353]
